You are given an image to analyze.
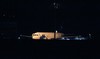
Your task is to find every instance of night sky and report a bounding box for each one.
[0,0,100,36]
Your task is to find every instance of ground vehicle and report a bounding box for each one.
[32,32,64,40]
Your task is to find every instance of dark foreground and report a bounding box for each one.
[0,38,98,59]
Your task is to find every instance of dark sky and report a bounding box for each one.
[0,0,100,35]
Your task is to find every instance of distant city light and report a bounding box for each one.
[75,36,85,40]
[66,38,70,40]
[53,2,56,6]
[18,37,20,39]
[53,2,59,9]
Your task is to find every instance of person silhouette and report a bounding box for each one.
[40,34,46,39]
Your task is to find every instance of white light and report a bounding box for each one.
[75,37,79,40]
[75,37,85,40]
[18,37,20,39]
[56,30,58,33]
[66,38,70,40]
[53,2,56,5]
[61,37,65,40]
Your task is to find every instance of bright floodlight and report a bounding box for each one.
[56,30,58,33]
